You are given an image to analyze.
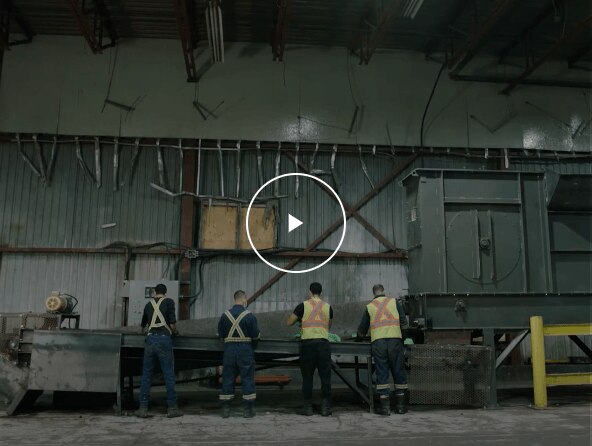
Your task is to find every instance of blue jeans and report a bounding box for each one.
[139,334,177,408]
[220,343,256,403]
[371,338,407,397]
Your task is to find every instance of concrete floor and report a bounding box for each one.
[1,387,590,446]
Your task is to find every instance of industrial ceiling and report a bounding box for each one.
[2,1,591,87]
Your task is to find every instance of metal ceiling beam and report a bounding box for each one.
[246,154,417,306]
[352,0,406,64]
[567,42,591,68]
[498,0,566,64]
[448,0,518,75]
[172,0,198,81]
[271,0,292,62]
[453,74,592,90]
[424,0,469,56]
[0,0,34,51]
[500,16,592,95]
[64,0,117,54]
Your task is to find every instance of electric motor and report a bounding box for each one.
[45,291,77,314]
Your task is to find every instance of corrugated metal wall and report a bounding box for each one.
[0,253,124,328]
[0,141,181,247]
[0,139,590,362]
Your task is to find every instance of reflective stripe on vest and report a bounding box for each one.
[367,296,401,342]
[224,310,252,343]
[149,298,172,334]
[301,298,330,340]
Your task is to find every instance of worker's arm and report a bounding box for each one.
[140,305,148,333]
[252,315,261,340]
[167,299,179,335]
[286,313,299,327]
[357,310,370,339]
[217,315,227,339]
[396,299,408,329]
[286,303,304,326]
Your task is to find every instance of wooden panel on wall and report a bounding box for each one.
[200,204,238,249]
[239,206,275,250]
[200,203,275,250]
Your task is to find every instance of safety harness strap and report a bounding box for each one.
[149,298,172,334]
[224,310,251,342]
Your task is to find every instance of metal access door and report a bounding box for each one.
[445,205,525,293]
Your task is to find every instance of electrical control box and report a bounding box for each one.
[120,280,180,327]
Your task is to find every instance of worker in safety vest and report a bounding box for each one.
[217,290,260,418]
[286,282,333,416]
[357,284,408,416]
[135,283,183,418]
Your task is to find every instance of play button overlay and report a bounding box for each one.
[288,214,303,233]
[246,172,347,274]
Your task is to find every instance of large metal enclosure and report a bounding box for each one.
[403,169,591,330]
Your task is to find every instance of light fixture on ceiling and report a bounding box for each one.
[402,0,425,19]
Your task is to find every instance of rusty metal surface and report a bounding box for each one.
[28,330,121,393]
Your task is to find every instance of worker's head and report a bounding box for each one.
[372,284,385,296]
[154,283,167,296]
[234,290,247,306]
[309,282,322,297]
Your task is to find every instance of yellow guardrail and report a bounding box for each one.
[530,316,592,408]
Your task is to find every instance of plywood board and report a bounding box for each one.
[200,205,238,249]
[239,206,275,250]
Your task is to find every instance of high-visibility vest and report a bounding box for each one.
[367,296,401,342]
[149,297,172,334]
[223,310,252,343]
[301,297,330,340]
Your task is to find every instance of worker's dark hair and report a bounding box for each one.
[309,282,322,295]
[372,284,385,295]
[154,283,167,295]
[234,290,246,301]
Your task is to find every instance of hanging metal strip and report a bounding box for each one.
[179,139,184,194]
[16,134,42,178]
[294,142,299,198]
[359,145,375,189]
[94,137,102,189]
[156,139,166,188]
[256,141,263,187]
[217,140,225,197]
[236,140,241,197]
[274,142,281,197]
[75,136,96,182]
[113,138,119,192]
[46,136,58,184]
[33,135,47,182]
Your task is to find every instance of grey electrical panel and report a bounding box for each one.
[120,280,180,326]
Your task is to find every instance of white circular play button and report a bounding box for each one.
[246,173,347,274]
[288,213,303,233]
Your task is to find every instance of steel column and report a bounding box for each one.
[172,0,198,81]
[272,0,292,62]
[179,149,197,319]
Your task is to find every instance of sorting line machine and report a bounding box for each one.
[2,328,381,415]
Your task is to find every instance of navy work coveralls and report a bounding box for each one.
[217,305,260,403]
[358,295,408,397]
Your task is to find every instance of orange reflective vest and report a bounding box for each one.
[301,297,330,340]
[367,296,402,342]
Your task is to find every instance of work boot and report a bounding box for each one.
[300,400,313,416]
[243,401,255,418]
[321,399,332,417]
[134,406,149,418]
[221,402,231,418]
[395,392,408,414]
[379,396,391,416]
[167,406,184,418]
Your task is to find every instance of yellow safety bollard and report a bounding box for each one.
[530,316,547,408]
